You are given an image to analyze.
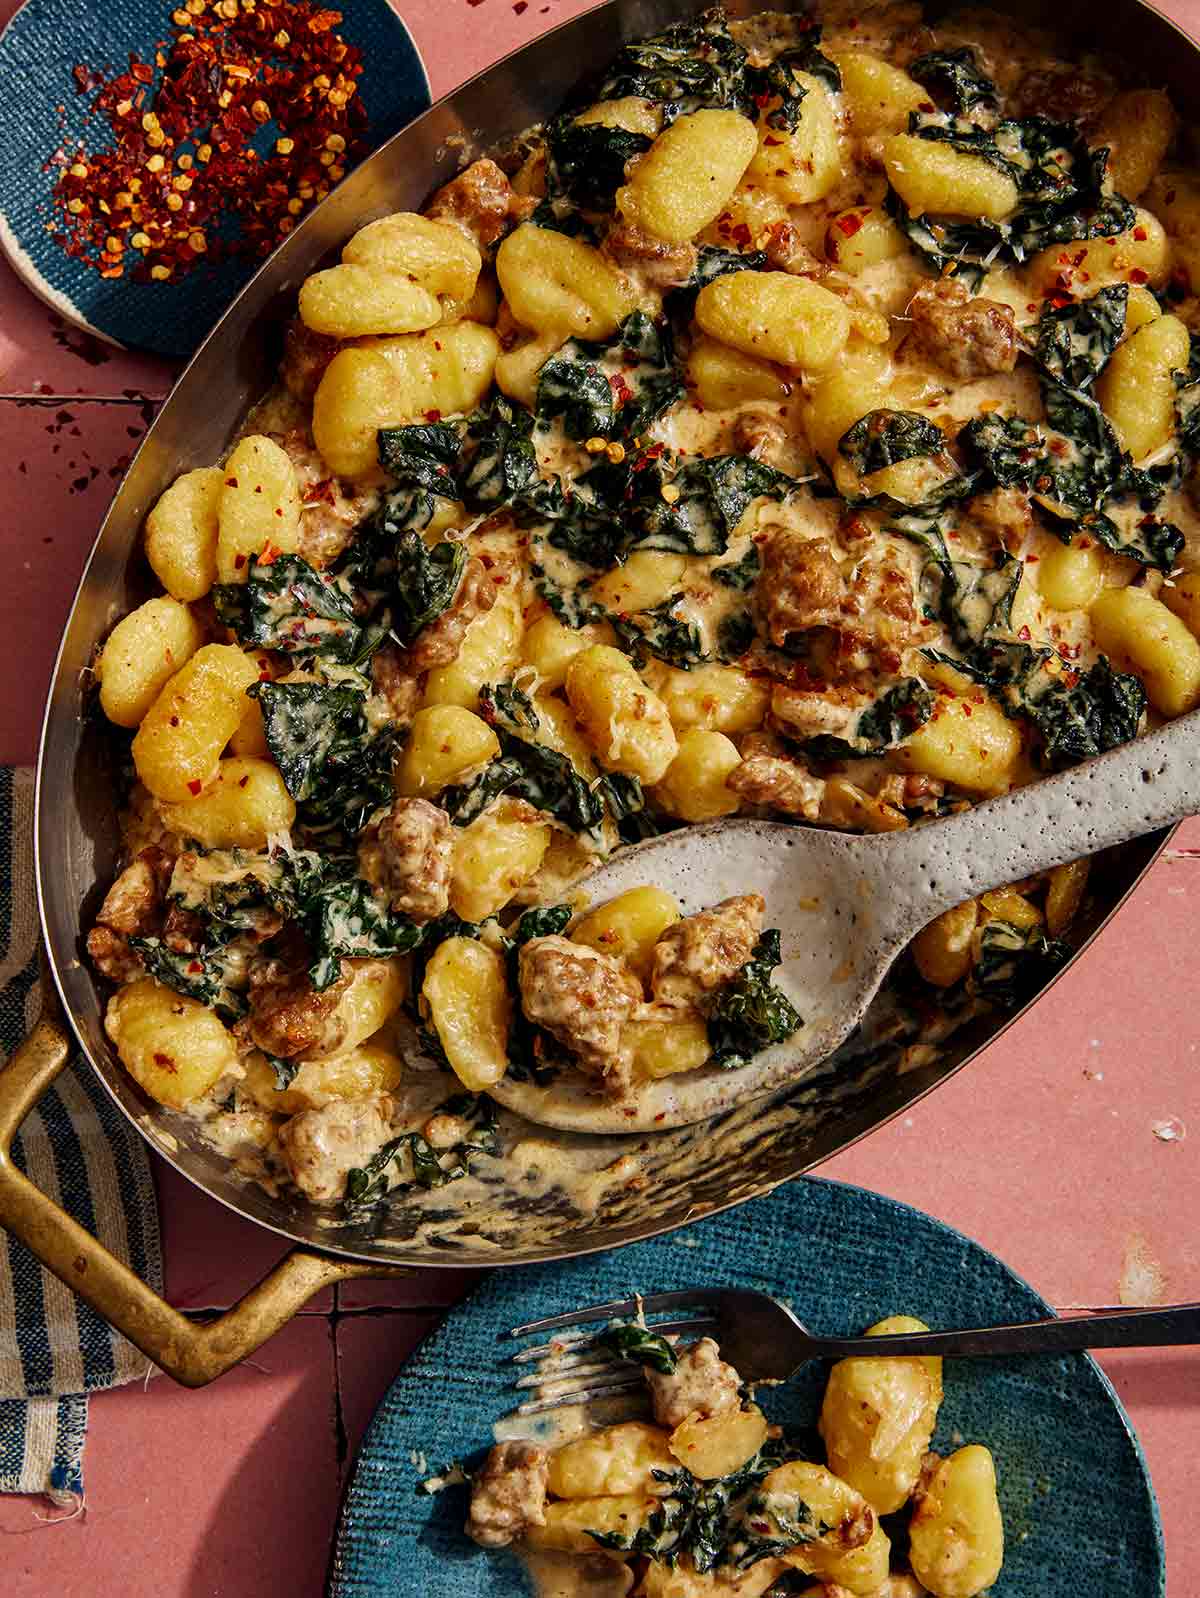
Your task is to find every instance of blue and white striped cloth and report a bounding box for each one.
[0,768,161,1502]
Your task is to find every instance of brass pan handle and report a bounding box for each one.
[0,1008,412,1387]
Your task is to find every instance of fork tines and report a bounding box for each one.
[504,1292,719,1417]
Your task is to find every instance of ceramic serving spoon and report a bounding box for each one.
[489,708,1200,1134]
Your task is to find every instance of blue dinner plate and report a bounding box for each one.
[330,1177,1164,1596]
[0,0,429,357]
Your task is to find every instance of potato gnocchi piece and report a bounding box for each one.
[496,223,635,338]
[687,336,790,409]
[1090,586,1200,715]
[571,886,681,987]
[882,134,1018,220]
[745,71,841,204]
[695,270,851,371]
[546,1422,675,1499]
[831,49,927,137]
[298,263,442,339]
[144,466,223,602]
[566,644,678,785]
[450,800,551,921]
[1095,312,1189,461]
[96,597,205,730]
[395,705,501,797]
[159,756,295,848]
[105,977,239,1109]
[909,1447,1004,1598]
[132,643,260,803]
[618,109,758,243]
[342,211,483,300]
[216,435,303,583]
[422,936,512,1091]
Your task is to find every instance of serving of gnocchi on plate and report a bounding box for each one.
[85,0,1200,1212]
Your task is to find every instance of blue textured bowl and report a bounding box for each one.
[0,0,429,357]
[330,1177,1164,1596]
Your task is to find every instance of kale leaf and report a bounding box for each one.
[638,454,793,556]
[838,409,947,477]
[711,544,760,590]
[212,554,377,665]
[303,873,424,990]
[250,676,369,803]
[971,918,1071,1007]
[535,311,683,442]
[799,678,935,761]
[460,395,538,506]
[376,421,462,529]
[536,349,616,440]
[612,595,708,670]
[707,929,802,1070]
[717,609,757,661]
[390,531,468,645]
[512,904,573,944]
[597,1322,678,1374]
[128,938,248,1020]
[593,7,748,122]
[545,116,652,210]
[745,31,840,129]
[1036,284,1127,390]
[908,47,998,114]
[1003,654,1147,770]
[344,1132,449,1206]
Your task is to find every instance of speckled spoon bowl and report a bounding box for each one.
[491,708,1200,1134]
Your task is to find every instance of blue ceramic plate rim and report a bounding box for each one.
[0,0,430,357]
[330,1176,1166,1597]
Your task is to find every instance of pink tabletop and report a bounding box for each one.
[1,2,1198,1592]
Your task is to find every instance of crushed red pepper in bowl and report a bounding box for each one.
[50,0,369,284]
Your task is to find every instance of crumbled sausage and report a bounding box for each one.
[162,903,207,954]
[650,894,764,1009]
[466,1441,550,1548]
[646,1337,742,1429]
[756,529,917,672]
[357,797,453,923]
[757,531,843,645]
[274,427,375,568]
[246,955,351,1059]
[763,220,825,276]
[875,772,945,814]
[426,158,533,251]
[280,317,341,403]
[406,556,498,673]
[769,682,869,745]
[907,279,1018,380]
[734,408,792,470]
[602,217,696,287]
[86,925,145,984]
[1008,67,1116,128]
[728,734,825,819]
[517,935,642,1095]
[94,849,171,936]
[370,643,423,727]
[277,1093,395,1204]
[967,486,1033,554]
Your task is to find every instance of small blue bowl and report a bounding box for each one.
[330,1177,1164,1597]
[0,0,429,357]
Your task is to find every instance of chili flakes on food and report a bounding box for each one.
[49,1,368,283]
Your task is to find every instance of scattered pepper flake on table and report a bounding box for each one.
[48,0,369,283]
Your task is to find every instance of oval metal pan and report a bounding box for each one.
[34,0,1195,1266]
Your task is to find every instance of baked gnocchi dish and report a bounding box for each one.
[88,0,1200,1203]
[464,1319,1003,1597]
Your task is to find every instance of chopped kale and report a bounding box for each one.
[959,411,1045,488]
[536,349,616,440]
[128,937,247,1021]
[1175,332,1200,450]
[799,678,935,761]
[299,723,401,842]
[595,771,646,827]
[597,1322,678,1374]
[593,7,748,122]
[512,904,573,944]
[545,115,652,210]
[1036,284,1127,390]
[971,918,1071,1007]
[908,47,998,114]
[344,1132,449,1206]
[479,680,541,736]
[838,409,947,477]
[268,1055,300,1091]
[471,679,606,840]
[1004,654,1147,770]
[726,1491,828,1571]
[745,32,840,129]
[303,873,424,990]
[250,675,369,803]
[376,421,463,529]
[390,531,468,645]
[212,554,378,665]
[612,595,708,670]
[711,544,760,590]
[433,1092,502,1161]
[707,929,802,1070]
[460,395,538,506]
[638,454,793,556]
[534,311,683,442]
[717,608,757,661]
[441,755,526,827]
[667,245,769,316]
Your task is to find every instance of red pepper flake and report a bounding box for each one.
[238,774,250,787]
[234,552,246,568]
[837,211,865,237]
[186,779,202,795]
[763,135,783,147]
[731,221,752,248]
[424,408,442,422]
[1133,225,1148,241]
[50,2,369,284]
[1018,624,1031,641]
[1128,268,1149,285]
[152,1052,177,1071]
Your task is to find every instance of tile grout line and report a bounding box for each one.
[0,392,166,405]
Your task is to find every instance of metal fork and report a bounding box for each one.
[506,1290,1200,1416]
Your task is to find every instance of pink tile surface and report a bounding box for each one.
[1,0,1199,1594]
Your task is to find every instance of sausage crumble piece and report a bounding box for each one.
[276,1093,396,1205]
[645,1336,742,1429]
[245,953,351,1060]
[650,893,764,1009]
[85,847,173,983]
[755,529,918,673]
[357,797,453,923]
[728,733,825,819]
[517,935,643,1096]
[466,1441,550,1548]
[426,157,534,251]
[601,216,697,288]
[906,278,1018,380]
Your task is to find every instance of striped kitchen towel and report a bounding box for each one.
[0,767,161,1503]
